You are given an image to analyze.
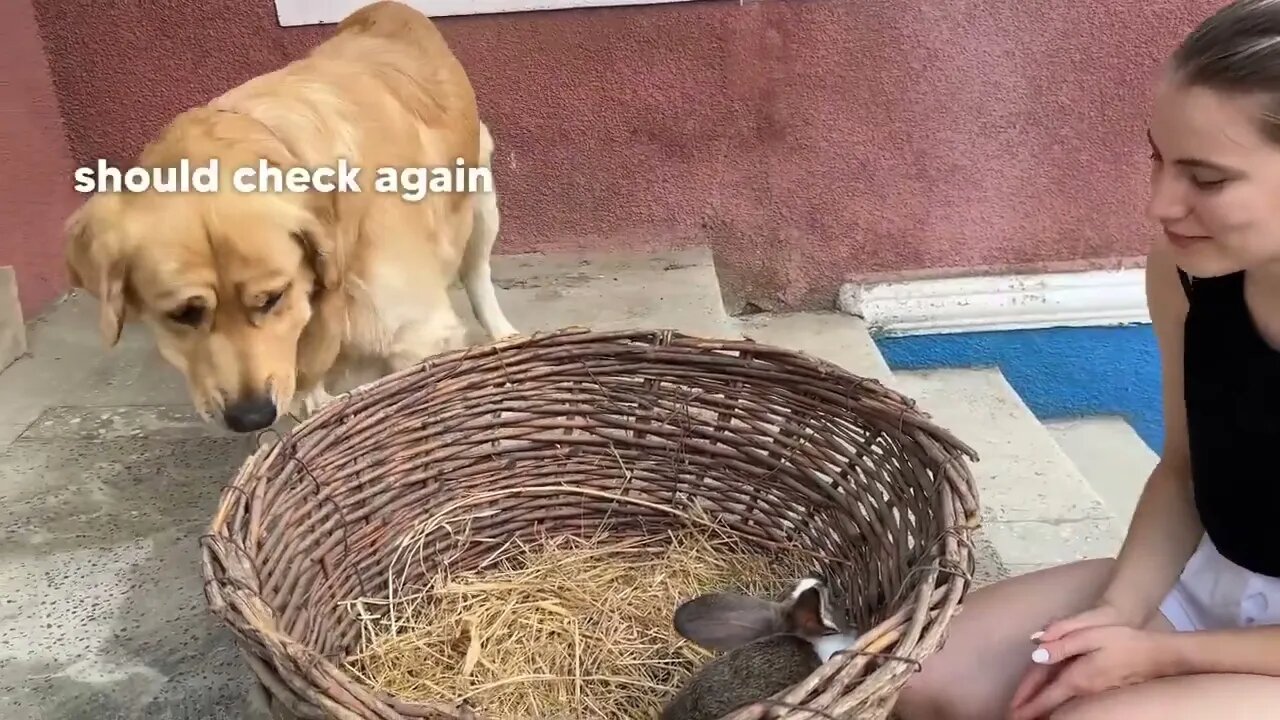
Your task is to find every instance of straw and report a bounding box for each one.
[342,521,815,719]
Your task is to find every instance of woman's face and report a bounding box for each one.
[1147,75,1280,278]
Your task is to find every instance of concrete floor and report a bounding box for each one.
[0,286,1007,720]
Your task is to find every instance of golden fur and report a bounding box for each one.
[63,1,518,432]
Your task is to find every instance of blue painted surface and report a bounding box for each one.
[876,324,1165,454]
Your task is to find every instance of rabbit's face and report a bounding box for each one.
[782,577,849,642]
[672,576,849,653]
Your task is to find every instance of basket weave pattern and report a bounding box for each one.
[202,328,980,720]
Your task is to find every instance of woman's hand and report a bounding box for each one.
[1036,602,1139,642]
[1007,622,1174,720]
[1006,604,1132,719]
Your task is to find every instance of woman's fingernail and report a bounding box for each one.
[1031,648,1051,664]
[1030,631,1044,642]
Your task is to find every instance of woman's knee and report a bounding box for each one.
[894,688,992,720]
[893,674,953,720]
[893,657,1000,720]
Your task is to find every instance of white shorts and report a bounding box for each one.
[1159,533,1280,632]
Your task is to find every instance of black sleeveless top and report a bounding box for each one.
[1179,268,1280,578]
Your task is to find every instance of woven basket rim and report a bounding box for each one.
[200,326,983,720]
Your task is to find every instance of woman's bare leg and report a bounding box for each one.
[893,557,1174,720]
[1050,673,1280,719]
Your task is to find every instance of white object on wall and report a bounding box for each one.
[274,0,703,25]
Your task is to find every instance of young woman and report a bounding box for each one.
[892,1,1280,718]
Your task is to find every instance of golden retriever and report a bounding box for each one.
[63,1,519,433]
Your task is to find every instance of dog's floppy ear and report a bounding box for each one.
[64,197,130,347]
[293,191,347,293]
[292,226,341,293]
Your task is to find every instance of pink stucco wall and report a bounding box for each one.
[0,0,80,319]
[25,0,1219,314]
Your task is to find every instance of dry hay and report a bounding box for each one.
[342,514,817,720]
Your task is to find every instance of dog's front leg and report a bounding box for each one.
[388,301,469,372]
[291,383,338,418]
[291,288,346,419]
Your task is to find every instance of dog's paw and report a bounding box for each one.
[292,386,338,418]
[304,387,338,414]
[491,321,520,340]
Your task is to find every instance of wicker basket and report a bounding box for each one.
[201,328,980,720]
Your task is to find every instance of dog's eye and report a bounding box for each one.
[167,304,204,327]
[259,288,286,313]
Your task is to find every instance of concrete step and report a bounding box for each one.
[887,367,1126,575]
[736,318,1010,584]
[1045,416,1157,529]
[474,246,740,339]
[738,311,893,383]
[0,267,26,373]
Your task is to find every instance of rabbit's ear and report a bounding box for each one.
[672,593,784,652]
[782,578,841,639]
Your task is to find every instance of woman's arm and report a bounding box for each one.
[1161,626,1280,677]
[1095,242,1205,626]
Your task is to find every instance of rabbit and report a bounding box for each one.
[659,575,859,720]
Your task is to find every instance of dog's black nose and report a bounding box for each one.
[223,396,277,433]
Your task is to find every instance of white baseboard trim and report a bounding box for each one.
[837,268,1150,337]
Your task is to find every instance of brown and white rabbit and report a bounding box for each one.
[659,576,858,720]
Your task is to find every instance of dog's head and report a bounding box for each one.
[64,109,344,432]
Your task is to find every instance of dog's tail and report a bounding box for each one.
[337,1,447,49]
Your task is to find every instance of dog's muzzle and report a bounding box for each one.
[223,395,277,433]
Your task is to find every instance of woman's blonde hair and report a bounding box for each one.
[1174,0,1280,141]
